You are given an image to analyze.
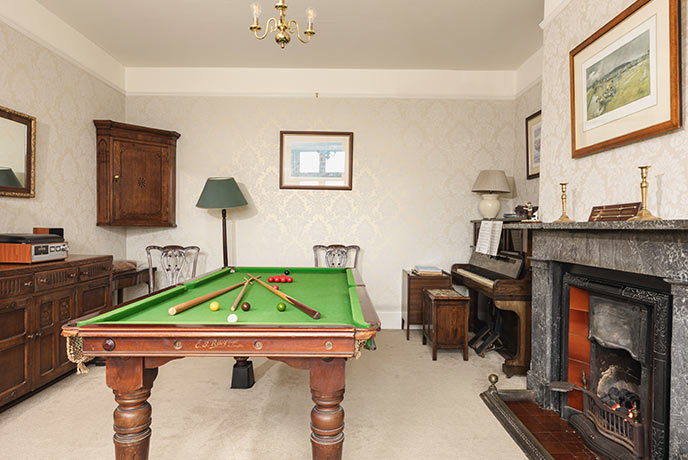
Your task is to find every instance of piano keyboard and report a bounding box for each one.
[453,268,495,289]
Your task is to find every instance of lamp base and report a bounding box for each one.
[479,194,502,219]
[554,214,575,223]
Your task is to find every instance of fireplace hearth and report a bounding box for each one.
[506,220,688,460]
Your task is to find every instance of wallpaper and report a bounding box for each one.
[540,0,688,221]
[513,82,543,207]
[125,96,519,321]
[0,21,127,257]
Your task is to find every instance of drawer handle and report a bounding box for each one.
[38,278,47,284]
[24,281,33,287]
[68,273,76,278]
[80,272,88,277]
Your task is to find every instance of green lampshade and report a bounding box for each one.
[0,167,21,187]
[196,177,247,209]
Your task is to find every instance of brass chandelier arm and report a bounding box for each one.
[288,19,314,44]
[252,17,278,40]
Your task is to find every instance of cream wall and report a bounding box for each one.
[513,82,542,207]
[0,21,127,256]
[125,96,518,324]
[539,0,688,221]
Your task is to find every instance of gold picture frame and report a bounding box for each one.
[569,0,680,158]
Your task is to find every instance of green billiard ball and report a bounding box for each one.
[276,302,287,312]
[241,302,251,311]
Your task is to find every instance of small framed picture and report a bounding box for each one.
[526,110,542,180]
[279,131,353,190]
[569,0,680,158]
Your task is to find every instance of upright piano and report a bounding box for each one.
[451,221,532,377]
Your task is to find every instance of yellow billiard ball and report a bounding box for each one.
[209,301,220,311]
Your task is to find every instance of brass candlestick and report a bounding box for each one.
[554,183,574,223]
[629,165,660,221]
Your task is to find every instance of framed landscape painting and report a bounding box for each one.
[279,131,353,190]
[569,0,680,158]
[526,110,542,179]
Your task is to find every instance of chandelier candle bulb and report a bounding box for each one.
[251,3,261,21]
[307,8,316,28]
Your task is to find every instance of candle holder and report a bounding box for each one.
[629,165,660,221]
[554,183,575,223]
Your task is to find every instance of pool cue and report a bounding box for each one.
[247,273,321,319]
[167,277,259,316]
[230,276,257,311]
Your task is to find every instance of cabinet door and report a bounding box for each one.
[112,140,171,225]
[0,297,31,405]
[32,288,75,388]
[76,276,111,317]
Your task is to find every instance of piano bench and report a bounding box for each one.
[422,288,470,361]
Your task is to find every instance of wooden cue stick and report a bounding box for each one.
[168,280,246,316]
[247,273,321,319]
[230,276,257,311]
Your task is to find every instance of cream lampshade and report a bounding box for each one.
[472,170,511,219]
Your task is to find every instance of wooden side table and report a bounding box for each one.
[402,270,452,340]
[422,288,469,361]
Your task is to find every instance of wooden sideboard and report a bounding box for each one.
[0,255,112,408]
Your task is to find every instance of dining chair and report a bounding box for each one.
[145,245,200,293]
[313,244,360,268]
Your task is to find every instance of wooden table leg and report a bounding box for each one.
[310,358,346,460]
[106,357,158,460]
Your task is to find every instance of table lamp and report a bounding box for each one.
[472,170,511,219]
[196,177,248,267]
[0,167,21,187]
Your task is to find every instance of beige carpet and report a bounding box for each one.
[0,331,527,459]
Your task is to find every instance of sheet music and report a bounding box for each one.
[475,220,503,256]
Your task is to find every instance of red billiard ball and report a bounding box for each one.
[268,277,274,283]
[286,277,293,283]
[272,284,279,290]
[280,276,287,283]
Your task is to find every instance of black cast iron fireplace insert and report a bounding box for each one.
[558,265,671,460]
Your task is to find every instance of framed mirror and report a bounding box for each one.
[0,105,35,197]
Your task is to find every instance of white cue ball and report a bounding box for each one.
[227,313,238,323]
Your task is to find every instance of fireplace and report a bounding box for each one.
[557,266,670,459]
[510,220,688,459]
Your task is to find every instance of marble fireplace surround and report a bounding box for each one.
[506,220,688,459]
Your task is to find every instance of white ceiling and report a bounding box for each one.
[35,0,544,70]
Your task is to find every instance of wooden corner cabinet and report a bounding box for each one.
[0,255,112,408]
[94,120,181,227]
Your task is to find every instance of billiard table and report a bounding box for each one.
[62,266,380,460]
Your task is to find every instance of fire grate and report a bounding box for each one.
[582,390,644,457]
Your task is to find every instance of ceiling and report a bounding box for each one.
[36,0,544,70]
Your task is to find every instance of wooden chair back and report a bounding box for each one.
[145,245,200,293]
[313,244,360,268]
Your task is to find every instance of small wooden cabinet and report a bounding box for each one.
[95,120,181,227]
[401,270,452,340]
[0,255,112,407]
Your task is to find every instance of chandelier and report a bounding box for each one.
[249,1,316,49]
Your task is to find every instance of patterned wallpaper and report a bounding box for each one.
[540,0,688,221]
[125,96,519,320]
[513,82,543,207]
[0,21,127,257]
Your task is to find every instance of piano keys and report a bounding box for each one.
[452,250,532,377]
